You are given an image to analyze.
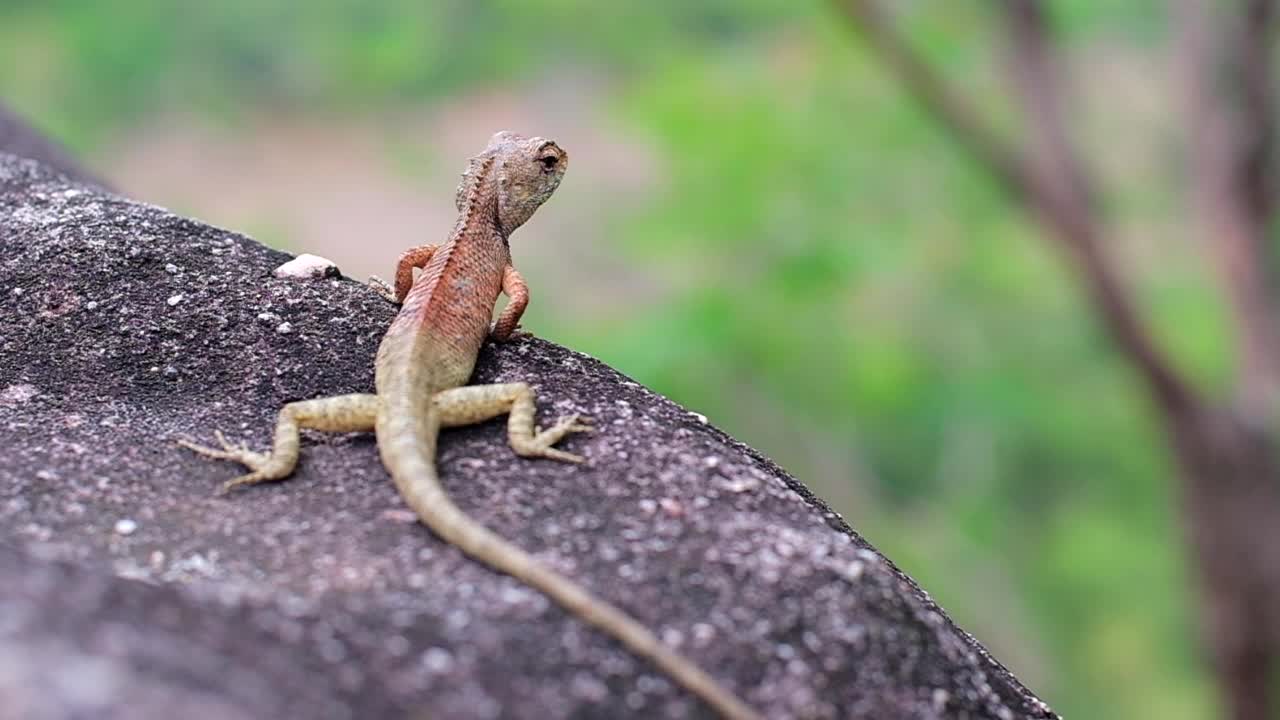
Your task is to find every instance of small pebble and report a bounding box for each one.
[166,294,183,306]
[274,253,340,279]
[114,518,138,536]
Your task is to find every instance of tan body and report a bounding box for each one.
[180,132,760,720]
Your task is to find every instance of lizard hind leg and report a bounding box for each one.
[179,393,381,493]
[432,383,592,463]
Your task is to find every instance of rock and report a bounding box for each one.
[0,152,1058,720]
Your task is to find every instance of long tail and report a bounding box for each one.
[377,410,761,720]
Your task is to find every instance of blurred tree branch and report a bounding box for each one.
[826,0,1027,196]
[999,0,1196,414]
[831,1,1280,717]
[831,0,1196,415]
[1180,0,1280,413]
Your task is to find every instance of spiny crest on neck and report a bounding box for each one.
[452,153,498,239]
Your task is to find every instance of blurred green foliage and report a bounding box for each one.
[1,1,1228,717]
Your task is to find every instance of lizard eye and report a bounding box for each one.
[538,154,559,172]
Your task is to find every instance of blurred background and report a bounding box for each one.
[0,1,1240,718]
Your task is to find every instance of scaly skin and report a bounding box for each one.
[179,132,761,720]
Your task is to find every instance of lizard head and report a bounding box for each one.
[457,131,568,234]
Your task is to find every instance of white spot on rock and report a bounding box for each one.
[274,253,339,279]
[718,476,760,493]
[422,647,454,674]
[691,623,716,645]
[113,518,138,536]
[661,627,685,647]
[379,509,418,524]
[166,294,184,306]
[0,384,39,404]
[570,672,609,702]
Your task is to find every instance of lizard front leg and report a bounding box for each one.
[179,393,380,492]
[433,383,591,463]
[393,244,439,301]
[370,243,439,303]
[490,264,529,341]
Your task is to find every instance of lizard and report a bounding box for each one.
[178,131,762,720]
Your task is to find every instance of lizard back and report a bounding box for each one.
[375,153,510,397]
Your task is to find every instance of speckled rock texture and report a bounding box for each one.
[0,152,1059,720]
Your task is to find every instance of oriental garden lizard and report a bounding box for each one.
[179,131,761,720]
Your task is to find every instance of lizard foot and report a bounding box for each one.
[177,431,270,472]
[367,275,401,304]
[517,414,593,464]
[489,321,533,342]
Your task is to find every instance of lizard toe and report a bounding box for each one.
[553,415,594,435]
[213,430,249,454]
[538,447,586,464]
[220,472,268,495]
[177,436,236,461]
